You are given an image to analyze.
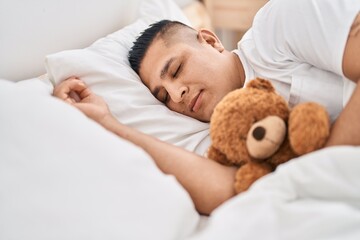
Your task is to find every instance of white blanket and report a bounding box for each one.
[188,146,360,240]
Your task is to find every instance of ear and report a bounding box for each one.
[246,78,275,92]
[198,29,224,52]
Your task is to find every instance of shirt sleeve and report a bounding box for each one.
[252,0,360,76]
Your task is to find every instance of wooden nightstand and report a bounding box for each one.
[204,0,268,48]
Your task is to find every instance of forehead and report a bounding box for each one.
[139,37,178,88]
[139,26,197,85]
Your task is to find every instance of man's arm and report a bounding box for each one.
[342,13,360,82]
[53,77,237,215]
[326,81,360,147]
[102,114,237,215]
[326,13,360,147]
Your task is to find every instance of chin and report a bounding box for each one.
[194,112,210,123]
[200,118,210,123]
[202,110,213,123]
[195,100,216,122]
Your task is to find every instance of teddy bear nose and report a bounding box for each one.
[252,126,266,140]
[246,116,286,160]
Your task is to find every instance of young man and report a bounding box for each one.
[53,0,360,215]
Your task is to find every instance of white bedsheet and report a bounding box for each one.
[188,146,360,240]
[0,79,200,240]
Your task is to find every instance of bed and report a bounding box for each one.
[1,0,360,239]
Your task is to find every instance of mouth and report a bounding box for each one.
[189,90,203,112]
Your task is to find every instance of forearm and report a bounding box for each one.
[326,81,360,146]
[101,115,237,215]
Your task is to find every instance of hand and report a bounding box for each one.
[53,77,111,125]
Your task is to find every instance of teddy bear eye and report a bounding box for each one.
[252,126,266,141]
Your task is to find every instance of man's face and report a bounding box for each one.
[139,30,241,122]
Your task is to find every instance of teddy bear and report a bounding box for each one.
[208,78,330,194]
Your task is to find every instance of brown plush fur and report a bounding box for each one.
[208,78,330,194]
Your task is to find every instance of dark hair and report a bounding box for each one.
[128,20,189,75]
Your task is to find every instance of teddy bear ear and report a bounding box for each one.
[246,78,275,92]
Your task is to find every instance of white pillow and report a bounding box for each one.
[45,0,210,155]
[0,79,199,239]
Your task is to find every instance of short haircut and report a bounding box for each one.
[128,20,193,75]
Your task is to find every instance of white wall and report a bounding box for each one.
[0,0,143,80]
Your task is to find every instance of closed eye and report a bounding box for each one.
[173,63,182,78]
[159,89,169,104]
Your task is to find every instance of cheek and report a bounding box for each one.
[167,102,186,114]
[189,55,215,76]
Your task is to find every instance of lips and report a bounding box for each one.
[189,90,203,112]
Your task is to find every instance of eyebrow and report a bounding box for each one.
[152,57,175,99]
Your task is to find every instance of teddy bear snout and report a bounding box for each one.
[246,116,287,160]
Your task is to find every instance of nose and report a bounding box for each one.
[164,82,188,103]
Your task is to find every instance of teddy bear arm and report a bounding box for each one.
[289,102,330,155]
[234,162,272,194]
[207,146,234,166]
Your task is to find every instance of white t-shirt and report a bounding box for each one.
[234,0,360,122]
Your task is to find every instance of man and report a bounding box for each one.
[53,0,360,215]
[128,20,244,122]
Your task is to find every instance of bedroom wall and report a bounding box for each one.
[0,0,196,81]
[203,0,268,50]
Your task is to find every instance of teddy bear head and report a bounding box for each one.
[208,78,293,167]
